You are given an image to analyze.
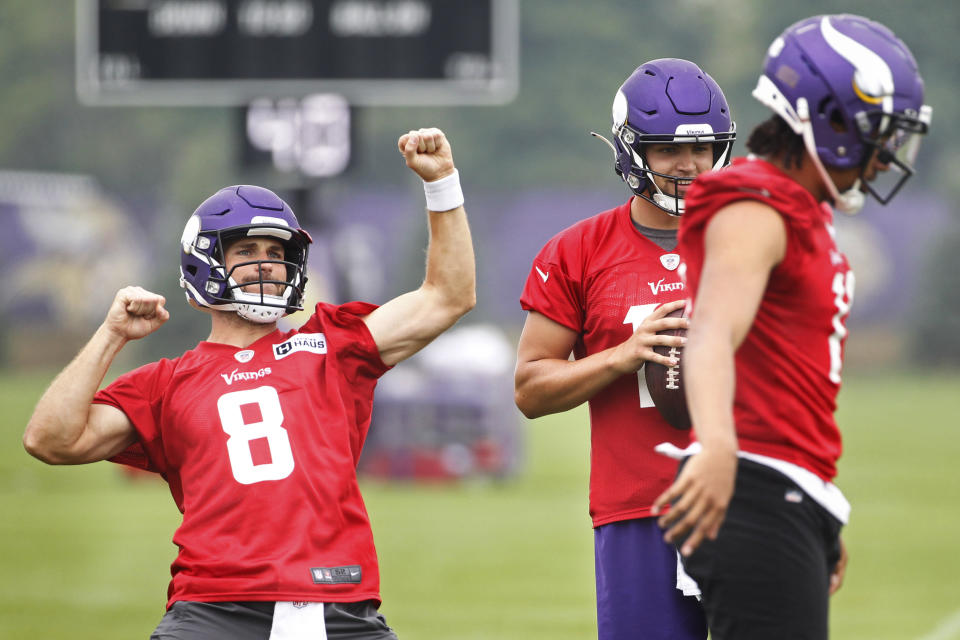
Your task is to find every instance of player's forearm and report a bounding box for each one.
[422,205,477,320]
[364,206,476,366]
[682,324,738,454]
[684,204,780,453]
[23,323,128,461]
[514,349,624,418]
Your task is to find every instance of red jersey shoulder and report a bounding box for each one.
[530,199,678,287]
[96,356,190,473]
[94,356,180,409]
[522,201,645,331]
[533,202,626,279]
[300,301,377,330]
[297,301,389,379]
[685,158,825,234]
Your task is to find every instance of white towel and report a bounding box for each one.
[675,551,702,599]
[270,602,327,640]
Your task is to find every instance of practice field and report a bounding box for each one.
[1,370,958,639]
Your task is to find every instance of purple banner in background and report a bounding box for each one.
[318,185,950,330]
[3,175,943,333]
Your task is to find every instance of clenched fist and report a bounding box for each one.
[398,127,456,182]
[104,286,170,341]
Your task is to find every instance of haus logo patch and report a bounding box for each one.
[273,333,327,360]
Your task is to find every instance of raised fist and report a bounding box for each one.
[397,127,456,182]
[105,286,170,341]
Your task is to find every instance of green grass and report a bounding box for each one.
[830,373,960,638]
[2,370,959,639]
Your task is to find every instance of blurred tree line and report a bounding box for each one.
[0,0,957,364]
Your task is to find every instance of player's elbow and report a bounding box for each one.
[23,424,61,464]
[436,285,476,324]
[513,369,538,418]
[449,279,477,317]
[23,420,79,465]
[426,277,476,314]
[513,386,547,420]
[514,398,539,420]
[456,291,477,317]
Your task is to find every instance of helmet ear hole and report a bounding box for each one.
[813,93,849,135]
[185,265,198,277]
[816,96,832,117]
[828,108,848,133]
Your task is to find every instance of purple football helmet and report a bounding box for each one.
[179,185,312,323]
[599,58,736,216]
[752,14,931,213]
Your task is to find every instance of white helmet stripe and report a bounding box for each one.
[820,16,894,116]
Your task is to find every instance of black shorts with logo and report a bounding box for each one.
[150,600,397,640]
[677,458,843,640]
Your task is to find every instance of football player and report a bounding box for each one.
[652,15,931,640]
[23,128,475,639]
[514,59,736,640]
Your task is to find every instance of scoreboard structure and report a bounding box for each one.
[76,0,519,106]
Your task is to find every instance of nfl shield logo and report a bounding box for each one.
[660,253,680,271]
[292,601,308,609]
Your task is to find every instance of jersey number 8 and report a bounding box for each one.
[217,386,295,485]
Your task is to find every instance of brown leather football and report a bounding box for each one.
[644,307,691,429]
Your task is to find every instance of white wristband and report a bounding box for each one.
[423,169,464,212]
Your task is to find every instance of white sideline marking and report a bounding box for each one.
[916,609,960,640]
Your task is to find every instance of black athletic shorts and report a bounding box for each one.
[677,458,843,640]
[150,600,397,640]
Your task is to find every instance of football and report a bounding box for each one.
[644,307,691,429]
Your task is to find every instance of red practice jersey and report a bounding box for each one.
[520,199,692,527]
[680,157,853,481]
[94,302,390,608]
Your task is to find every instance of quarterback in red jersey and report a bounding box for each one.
[515,59,735,640]
[652,15,931,640]
[23,128,475,639]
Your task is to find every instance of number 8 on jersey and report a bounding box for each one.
[217,385,295,485]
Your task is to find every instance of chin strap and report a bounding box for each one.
[753,77,865,215]
[652,193,684,216]
[833,179,865,215]
[794,97,865,215]
[234,302,284,324]
[229,278,290,324]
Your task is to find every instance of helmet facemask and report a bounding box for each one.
[753,75,931,215]
[181,218,311,324]
[854,105,931,205]
[211,227,310,323]
[613,123,736,216]
[592,58,737,217]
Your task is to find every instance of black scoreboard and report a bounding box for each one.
[76,0,518,105]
